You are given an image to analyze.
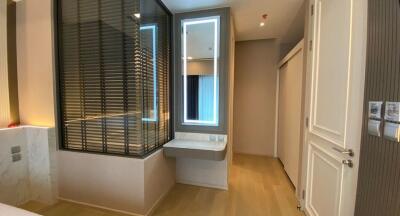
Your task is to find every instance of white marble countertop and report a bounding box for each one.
[164,139,226,151]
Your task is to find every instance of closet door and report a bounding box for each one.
[278,48,303,188]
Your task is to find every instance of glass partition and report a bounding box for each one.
[56,0,171,157]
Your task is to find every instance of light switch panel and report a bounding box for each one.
[385,102,400,122]
[368,120,381,137]
[209,135,217,141]
[369,101,383,119]
[11,146,21,154]
[12,153,22,162]
[384,122,400,142]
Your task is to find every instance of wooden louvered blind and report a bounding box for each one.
[56,0,171,157]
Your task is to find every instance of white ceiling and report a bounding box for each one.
[186,22,215,59]
[161,0,305,42]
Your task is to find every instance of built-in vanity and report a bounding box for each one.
[163,7,234,190]
[164,133,227,161]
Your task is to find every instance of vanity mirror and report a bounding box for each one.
[182,16,220,126]
[174,8,229,134]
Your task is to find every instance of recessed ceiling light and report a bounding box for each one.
[259,13,268,27]
[134,13,141,19]
[187,56,193,60]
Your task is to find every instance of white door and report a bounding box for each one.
[278,45,304,189]
[302,0,367,215]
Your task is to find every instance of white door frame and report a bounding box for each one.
[299,0,368,215]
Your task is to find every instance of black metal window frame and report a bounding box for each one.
[53,0,174,158]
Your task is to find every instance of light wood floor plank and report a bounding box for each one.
[20,154,304,216]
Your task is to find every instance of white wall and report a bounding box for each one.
[176,157,228,190]
[144,151,176,213]
[173,132,228,190]
[58,149,175,215]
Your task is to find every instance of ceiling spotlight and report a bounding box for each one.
[260,14,268,27]
[134,13,141,19]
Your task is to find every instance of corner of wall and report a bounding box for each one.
[143,149,176,215]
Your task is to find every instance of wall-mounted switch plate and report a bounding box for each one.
[209,135,217,141]
[368,120,381,137]
[385,102,400,122]
[12,153,22,162]
[369,101,383,119]
[384,122,400,142]
[11,146,21,154]
[217,135,225,142]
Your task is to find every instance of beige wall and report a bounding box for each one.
[233,39,279,156]
[16,0,55,127]
[187,60,214,76]
[0,0,11,128]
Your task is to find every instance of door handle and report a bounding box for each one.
[332,147,354,157]
[342,160,353,168]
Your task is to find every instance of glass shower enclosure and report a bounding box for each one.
[55,0,172,157]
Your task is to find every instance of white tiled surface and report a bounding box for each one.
[0,126,57,206]
[175,132,227,142]
[0,127,31,206]
[26,127,58,204]
[164,139,226,151]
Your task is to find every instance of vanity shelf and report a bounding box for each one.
[163,139,227,161]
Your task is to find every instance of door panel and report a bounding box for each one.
[311,0,352,149]
[307,143,343,216]
[303,0,367,215]
[278,48,304,189]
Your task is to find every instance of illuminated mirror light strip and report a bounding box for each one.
[182,17,220,126]
[141,25,158,122]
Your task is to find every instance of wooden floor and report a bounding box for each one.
[20,154,303,216]
[19,201,131,216]
[153,154,303,216]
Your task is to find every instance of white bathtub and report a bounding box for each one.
[0,203,41,216]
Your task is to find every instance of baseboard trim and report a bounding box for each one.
[144,186,174,216]
[177,179,228,190]
[57,197,143,216]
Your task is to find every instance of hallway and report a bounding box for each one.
[153,154,303,216]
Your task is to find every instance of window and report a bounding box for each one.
[55,0,172,157]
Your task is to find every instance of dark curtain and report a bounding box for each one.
[186,75,199,120]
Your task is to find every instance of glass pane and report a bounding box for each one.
[182,16,220,126]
